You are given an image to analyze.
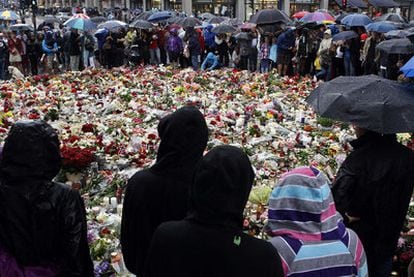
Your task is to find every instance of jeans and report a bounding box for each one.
[70,55,80,71]
[260,59,271,73]
[344,57,355,76]
[149,48,160,65]
[0,58,5,80]
[191,55,200,71]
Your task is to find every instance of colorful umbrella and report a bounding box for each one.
[300,12,335,23]
[0,10,20,21]
[292,11,309,19]
[341,14,373,26]
[366,21,397,33]
[64,17,97,32]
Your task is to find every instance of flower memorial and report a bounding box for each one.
[0,66,413,275]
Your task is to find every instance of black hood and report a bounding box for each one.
[188,145,255,229]
[1,120,61,181]
[150,106,208,182]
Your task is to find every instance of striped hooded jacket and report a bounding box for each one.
[265,166,368,277]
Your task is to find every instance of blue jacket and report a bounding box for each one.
[204,25,215,49]
[277,29,295,51]
[201,52,219,70]
[42,40,58,55]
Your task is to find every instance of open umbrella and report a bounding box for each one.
[376,38,414,54]
[10,24,34,31]
[384,29,409,39]
[90,16,107,24]
[401,56,414,77]
[200,13,214,20]
[335,13,348,24]
[98,20,128,31]
[292,11,309,19]
[136,11,154,20]
[148,11,172,22]
[376,13,407,23]
[207,16,226,24]
[240,22,256,29]
[211,24,237,34]
[44,15,59,24]
[249,9,291,24]
[300,11,334,23]
[306,75,414,134]
[130,19,153,30]
[0,10,20,21]
[235,32,250,40]
[64,17,97,32]
[341,14,373,26]
[177,17,202,28]
[332,30,358,41]
[366,21,397,33]
[222,18,243,26]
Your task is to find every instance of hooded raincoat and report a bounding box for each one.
[266,167,368,276]
[145,146,283,277]
[0,120,93,276]
[121,106,208,276]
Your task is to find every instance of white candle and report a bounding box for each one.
[117,204,123,216]
[103,197,110,208]
[111,197,117,209]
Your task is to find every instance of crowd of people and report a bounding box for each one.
[0,11,411,81]
[0,105,413,276]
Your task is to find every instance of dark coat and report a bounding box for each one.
[69,32,81,56]
[0,121,93,276]
[145,146,284,277]
[332,132,414,260]
[121,106,208,276]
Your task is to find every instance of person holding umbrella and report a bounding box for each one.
[361,32,383,75]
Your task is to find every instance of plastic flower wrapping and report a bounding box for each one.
[1,66,412,275]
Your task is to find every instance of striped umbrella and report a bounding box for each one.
[64,16,96,31]
[0,10,20,21]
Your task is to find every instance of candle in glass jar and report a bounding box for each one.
[103,197,110,208]
[111,197,117,209]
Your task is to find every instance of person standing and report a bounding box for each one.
[8,31,23,73]
[277,29,295,76]
[0,33,8,80]
[166,28,183,68]
[26,33,40,75]
[332,126,414,276]
[184,27,201,71]
[145,146,284,277]
[69,29,81,71]
[0,121,94,276]
[121,106,208,277]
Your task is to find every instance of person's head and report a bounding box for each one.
[352,124,368,138]
[324,29,331,39]
[265,166,346,241]
[188,145,255,228]
[1,120,62,181]
[152,106,208,180]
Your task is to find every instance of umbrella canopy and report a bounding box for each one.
[222,18,243,26]
[240,22,256,29]
[0,10,20,21]
[235,32,250,40]
[341,14,373,26]
[249,9,291,24]
[300,11,334,23]
[306,75,414,134]
[376,38,414,54]
[401,56,414,77]
[332,30,358,41]
[384,29,409,39]
[130,19,153,30]
[335,13,348,24]
[44,15,59,24]
[136,11,154,20]
[376,13,407,23]
[64,17,97,31]
[292,11,309,19]
[257,23,284,34]
[90,16,107,24]
[211,24,237,34]
[207,16,226,24]
[366,21,397,33]
[10,23,34,31]
[177,17,202,28]
[98,20,128,31]
[148,11,172,22]
[200,13,214,20]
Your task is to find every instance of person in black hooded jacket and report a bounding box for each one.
[145,145,284,277]
[121,106,208,276]
[332,126,414,277]
[0,120,93,276]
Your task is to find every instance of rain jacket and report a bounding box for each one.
[266,166,368,276]
[121,106,208,276]
[201,52,219,70]
[0,120,93,276]
[332,132,414,264]
[204,25,216,50]
[277,29,295,51]
[145,146,284,277]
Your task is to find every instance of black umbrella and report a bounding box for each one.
[306,75,414,134]
[130,19,153,29]
[376,38,414,54]
[136,11,154,20]
[376,13,407,23]
[177,17,201,28]
[207,16,225,24]
[332,30,358,41]
[211,24,237,34]
[44,15,59,24]
[90,16,107,24]
[257,23,284,35]
[222,18,243,26]
[200,13,214,20]
[98,20,128,31]
[249,9,291,24]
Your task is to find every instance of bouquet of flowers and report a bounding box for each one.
[61,145,95,173]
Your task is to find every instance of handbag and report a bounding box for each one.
[9,53,22,63]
